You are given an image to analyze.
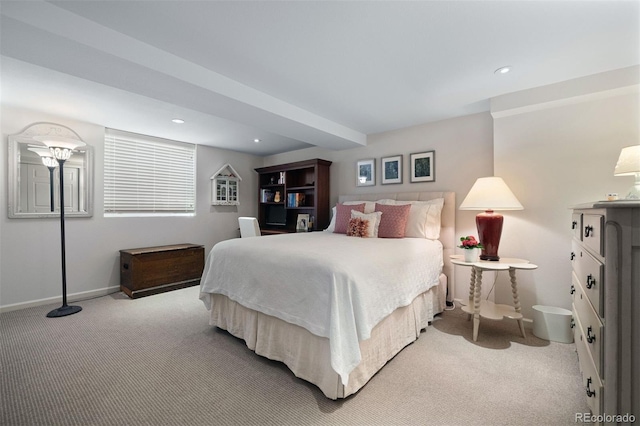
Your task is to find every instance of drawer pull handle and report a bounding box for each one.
[570,285,575,295]
[570,318,575,329]
[570,252,576,261]
[586,326,596,344]
[586,378,596,398]
[123,263,129,270]
[584,225,594,237]
[572,220,578,230]
[586,274,596,289]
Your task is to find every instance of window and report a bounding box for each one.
[104,129,196,215]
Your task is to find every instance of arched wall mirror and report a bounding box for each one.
[8,122,93,218]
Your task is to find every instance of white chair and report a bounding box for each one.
[238,217,261,238]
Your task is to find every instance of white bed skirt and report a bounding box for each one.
[206,274,447,399]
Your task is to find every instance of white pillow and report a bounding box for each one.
[389,198,444,239]
[324,206,337,232]
[349,210,382,237]
[345,200,376,213]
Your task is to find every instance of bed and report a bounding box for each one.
[199,191,455,399]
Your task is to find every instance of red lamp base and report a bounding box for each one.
[476,210,503,261]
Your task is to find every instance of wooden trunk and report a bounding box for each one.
[120,243,204,299]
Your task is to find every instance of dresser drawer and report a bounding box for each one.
[573,309,603,417]
[570,272,580,304]
[571,213,582,241]
[574,247,603,318]
[573,279,603,377]
[571,239,582,280]
[582,214,604,257]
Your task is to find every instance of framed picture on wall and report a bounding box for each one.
[410,151,435,183]
[381,155,402,185]
[356,159,375,186]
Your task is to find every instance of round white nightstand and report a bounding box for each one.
[450,256,538,341]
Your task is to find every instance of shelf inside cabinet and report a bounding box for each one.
[286,185,315,191]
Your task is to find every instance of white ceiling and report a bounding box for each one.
[1,1,638,156]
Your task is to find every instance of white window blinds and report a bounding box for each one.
[104,129,196,214]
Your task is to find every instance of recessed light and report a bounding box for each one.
[172,118,185,124]
[494,66,512,75]
[254,139,261,143]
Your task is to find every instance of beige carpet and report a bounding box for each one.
[1,286,589,425]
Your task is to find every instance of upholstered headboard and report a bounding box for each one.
[338,191,455,302]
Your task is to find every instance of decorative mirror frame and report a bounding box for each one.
[7,122,94,218]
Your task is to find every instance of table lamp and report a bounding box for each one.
[614,145,640,199]
[460,177,523,261]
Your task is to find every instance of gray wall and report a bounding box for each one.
[1,106,261,309]
[492,70,639,318]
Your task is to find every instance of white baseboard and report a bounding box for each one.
[0,286,121,313]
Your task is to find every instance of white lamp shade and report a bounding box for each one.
[33,135,86,161]
[28,146,59,167]
[460,177,524,211]
[27,146,55,158]
[41,156,59,168]
[33,135,86,150]
[614,145,640,176]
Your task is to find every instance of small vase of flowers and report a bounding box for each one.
[459,236,483,262]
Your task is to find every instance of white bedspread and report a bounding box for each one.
[199,232,443,385]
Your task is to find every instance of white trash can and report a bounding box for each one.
[532,305,574,343]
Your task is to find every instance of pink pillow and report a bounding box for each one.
[334,203,365,234]
[374,203,411,238]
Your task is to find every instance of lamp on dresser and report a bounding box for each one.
[33,135,86,318]
[459,177,523,261]
[614,145,640,199]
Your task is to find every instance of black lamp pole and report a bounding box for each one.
[47,165,55,212]
[46,156,82,318]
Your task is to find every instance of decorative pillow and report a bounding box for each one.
[374,203,411,238]
[333,203,365,234]
[348,210,382,237]
[392,198,445,239]
[347,218,368,237]
[325,201,374,232]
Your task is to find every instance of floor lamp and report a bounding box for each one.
[34,135,86,318]
[27,146,59,212]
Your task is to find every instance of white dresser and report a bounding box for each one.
[570,201,639,423]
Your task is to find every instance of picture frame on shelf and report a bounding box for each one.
[356,159,375,186]
[410,151,435,183]
[296,214,310,232]
[381,155,402,185]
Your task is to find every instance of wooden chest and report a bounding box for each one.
[120,243,205,299]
